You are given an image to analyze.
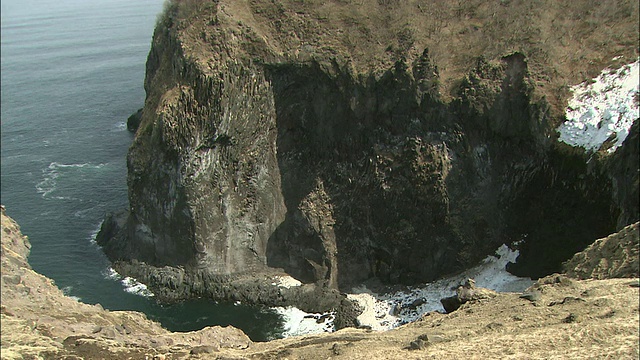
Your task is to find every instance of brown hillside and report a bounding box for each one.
[168,0,638,118]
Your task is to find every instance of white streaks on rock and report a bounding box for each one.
[271,275,302,288]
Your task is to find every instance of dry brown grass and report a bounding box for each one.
[161,0,639,122]
[242,276,639,359]
[164,0,638,118]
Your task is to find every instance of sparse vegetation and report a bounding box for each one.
[163,0,637,120]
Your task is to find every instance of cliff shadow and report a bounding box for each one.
[263,57,467,289]
[262,53,622,290]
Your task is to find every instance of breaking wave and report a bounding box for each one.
[347,244,534,331]
[274,307,335,338]
[276,244,534,337]
[104,267,154,298]
[36,162,106,198]
[61,285,81,302]
[112,121,127,132]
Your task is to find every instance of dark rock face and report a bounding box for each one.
[106,259,360,329]
[606,120,639,229]
[126,108,143,132]
[263,52,553,288]
[98,1,638,315]
[505,121,639,278]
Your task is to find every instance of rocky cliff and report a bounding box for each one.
[564,221,639,280]
[98,0,639,314]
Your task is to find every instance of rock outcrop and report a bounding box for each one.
[98,0,639,314]
[127,108,143,132]
[564,222,640,280]
[440,278,497,313]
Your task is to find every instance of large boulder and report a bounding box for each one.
[440,278,496,313]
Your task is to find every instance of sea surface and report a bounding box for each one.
[0,0,283,341]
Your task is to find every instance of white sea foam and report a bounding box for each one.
[121,276,154,297]
[113,121,127,132]
[104,267,121,280]
[88,222,102,245]
[274,307,335,337]
[62,286,81,302]
[270,275,332,338]
[36,162,107,198]
[73,207,94,218]
[104,267,154,298]
[347,244,533,331]
[272,244,532,337]
[35,166,60,197]
[557,60,639,154]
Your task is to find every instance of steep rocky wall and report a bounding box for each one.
[607,120,640,229]
[263,53,553,287]
[98,0,638,306]
[103,12,287,275]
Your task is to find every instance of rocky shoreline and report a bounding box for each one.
[97,211,361,330]
[3,1,639,358]
[1,207,252,359]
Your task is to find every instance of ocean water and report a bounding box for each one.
[0,0,282,341]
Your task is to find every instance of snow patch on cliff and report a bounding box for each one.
[557,60,639,154]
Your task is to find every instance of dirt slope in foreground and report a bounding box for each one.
[2,207,639,359]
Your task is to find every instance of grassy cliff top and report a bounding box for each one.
[160,0,638,111]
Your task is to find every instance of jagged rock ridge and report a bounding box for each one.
[564,221,640,280]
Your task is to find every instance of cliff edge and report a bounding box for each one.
[1,207,251,359]
[564,221,640,280]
